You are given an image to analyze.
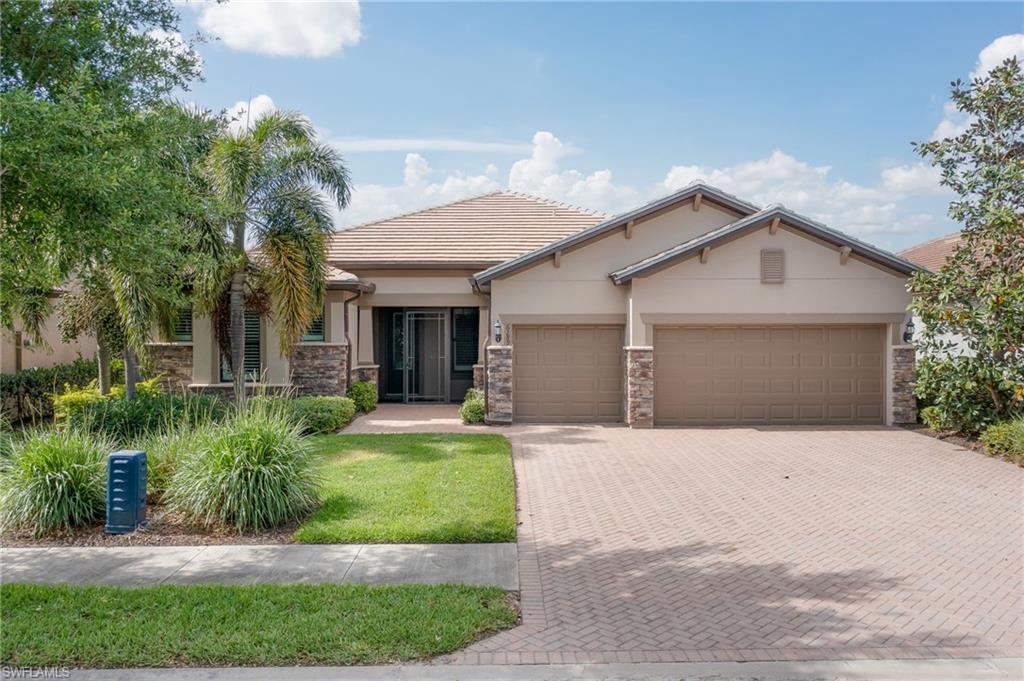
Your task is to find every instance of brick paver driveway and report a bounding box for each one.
[451,426,1023,665]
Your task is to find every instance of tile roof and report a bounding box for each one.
[326,192,608,268]
[898,232,961,270]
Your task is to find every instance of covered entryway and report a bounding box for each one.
[654,325,884,425]
[513,325,623,423]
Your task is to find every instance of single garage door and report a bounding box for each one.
[654,325,884,426]
[513,325,623,423]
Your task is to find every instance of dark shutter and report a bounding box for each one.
[173,306,193,342]
[302,310,325,342]
[452,308,479,371]
[220,311,262,382]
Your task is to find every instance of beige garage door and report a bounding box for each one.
[513,325,623,423]
[654,325,884,426]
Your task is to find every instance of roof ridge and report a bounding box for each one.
[337,190,508,232]
[502,190,611,218]
[898,230,962,254]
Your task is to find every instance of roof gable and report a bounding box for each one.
[472,183,760,285]
[898,232,961,270]
[609,206,922,283]
[327,191,606,269]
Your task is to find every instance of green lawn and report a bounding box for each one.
[0,583,517,667]
[294,433,516,544]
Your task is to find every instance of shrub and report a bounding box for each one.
[919,405,951,431]
[0,428,113,536]
[165,400,321,531]
[287,396,357,434]
[69,393,225,443]
[979,418,1024,465]
[347,381,377,413]
[459,388,485,425]
[137,426,204,496]
[52,376,163,422]
[0,357,98,422]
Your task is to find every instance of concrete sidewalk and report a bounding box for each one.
[55,658,1024,681]
[0,543,517,589]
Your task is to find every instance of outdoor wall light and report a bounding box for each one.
[493,319,503,344]
[903,317,915,344]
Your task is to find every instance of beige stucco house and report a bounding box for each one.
[150,182,920,427]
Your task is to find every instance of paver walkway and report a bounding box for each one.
[442,423,1023,665]
[346,403,486,434]
[1,543,517,589]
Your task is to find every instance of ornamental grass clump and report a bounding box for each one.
[0,428,112,536]
[166,400,321,531]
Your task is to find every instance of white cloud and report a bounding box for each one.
[226,94,278,134]
[658,151,949,236]
[340,153,501,226]
[331,138,532,154]
[198,1,362,58]
[970,33,1024,80]
[932,34,1023,140]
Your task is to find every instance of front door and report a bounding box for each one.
[404,310,448,403]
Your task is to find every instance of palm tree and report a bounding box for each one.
[204,110,351,403]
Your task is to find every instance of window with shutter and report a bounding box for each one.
[220,312,262,382]
[761,249,785,284]
[172,305,193,342]
[302,309,325,342]
[452,307,479,371]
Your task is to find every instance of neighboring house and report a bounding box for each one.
[150,182,922,427]
[0,291,97,374]
[898,231,969,354]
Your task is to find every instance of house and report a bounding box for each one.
[150,182,921,427]
[0,290,97,374]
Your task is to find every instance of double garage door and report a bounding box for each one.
[654,325,885,426]
[512,323,884,426]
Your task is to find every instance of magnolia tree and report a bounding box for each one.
[909,58,1024,433]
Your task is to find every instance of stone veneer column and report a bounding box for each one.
[624,346,654,429]
[891,345,917,424]
[350,364,379,386]
[147,343,193,391]
[472,364,486,391]
[485,346,513,424]
[290,343,349,396]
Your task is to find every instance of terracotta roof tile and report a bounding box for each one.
[327,191,608,268]
[898,232,961,270]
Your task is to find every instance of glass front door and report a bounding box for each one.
[404,310,448,403]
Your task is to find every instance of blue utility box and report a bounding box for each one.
[106,450,147,534]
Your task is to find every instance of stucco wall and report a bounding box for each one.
[629,226,912,344]
[490,202,737,324]
[0,300,97,373]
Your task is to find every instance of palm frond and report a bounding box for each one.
[261,230,325,357]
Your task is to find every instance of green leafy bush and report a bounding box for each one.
[0,428,113,536]
[0,357,98,422]
[52,377,163,422]
[914,355,1015,435]
[459,388,485,425]
[919,405,951,431]
[347,381,377,413]
[166,400,321,531]
[979,418,1024,465]
[69,393,225,443]
[288,396,356,434]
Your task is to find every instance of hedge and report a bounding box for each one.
[0,358,99,423]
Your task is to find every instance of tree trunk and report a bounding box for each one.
[230,269,246,406]
[123,348,138,400]
[96,335,112,396]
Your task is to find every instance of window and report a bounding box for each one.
[220,312,262,382]
[452,307,480,371]
[172,305,193,342]
[302,309,325,342]
[761,249,785,284]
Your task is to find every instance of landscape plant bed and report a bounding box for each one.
[3,433,517,546]
[1,583,519,668]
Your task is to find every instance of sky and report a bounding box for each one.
[174,2,1023,251]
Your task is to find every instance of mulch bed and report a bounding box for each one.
[902,422,985,452]
[1,503,300,548]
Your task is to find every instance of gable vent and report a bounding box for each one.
[761,249,785,284]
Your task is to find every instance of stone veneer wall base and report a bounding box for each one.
[891,345,917,425]
[624,346,654,429]
[147,343,193,392]
[485,346,513,424]
[290,343,349,396]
